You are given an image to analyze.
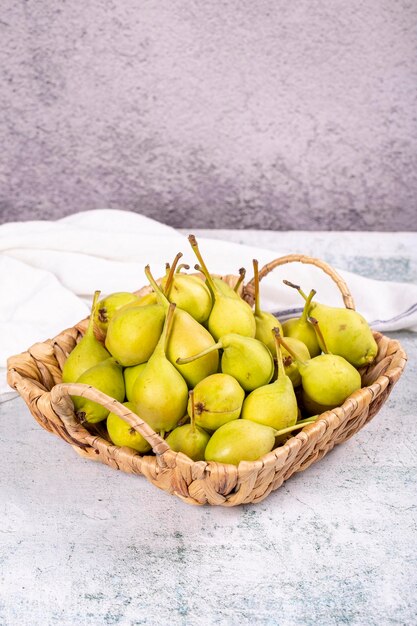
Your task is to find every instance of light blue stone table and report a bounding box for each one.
[1,231,416,626]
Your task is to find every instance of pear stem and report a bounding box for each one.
[273,420,316,438]
[308,316,329,354]
[300,289,316,323]
[176,341,222,365]
[176,263,190,273]
[234,267,246,294]
[188,235,219,298]
[283,280,310,302]
[189,390,196,433]
[277,335,308,367]
[164,252,183,295]
[272,327,286,380]
[296,415,319,425]
[144,265,170,310]
[87,290,101,337]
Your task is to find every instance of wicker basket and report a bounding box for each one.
[7,255,407,506]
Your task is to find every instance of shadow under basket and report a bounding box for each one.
[7,255,407,506]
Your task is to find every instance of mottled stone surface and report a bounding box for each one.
[1,1,416,230]
[0,231,416,625]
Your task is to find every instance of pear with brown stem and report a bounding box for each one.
[177,333,274,392]
[280,318,362,416]
[62,290,111,383]
[145,265,219,387]
[252,259,283,353]
[188,235,256,341]
[241,328,298,430]
[166,390,211,461]
[282,281,321,357]
[131,303,188,433]
[161,252,213,323]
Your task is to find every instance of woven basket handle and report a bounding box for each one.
[245,254,355,310]
[50,383,170,456]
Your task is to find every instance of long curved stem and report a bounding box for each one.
[144,265,170,310]
[272,327,286,380]
[273,420,316,438]
[234,267,246,294]
[176,341,222,365]
[300,289,316,323]
[276,335,308,367]
[188,235,218,298]
[308,316,330,354]
[164,252,183,295]
[87,290,101,336]
[253,259,261,316]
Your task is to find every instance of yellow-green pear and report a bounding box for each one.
[177,333,274,392]
[107,401,152,453]
[242,328,298,430]
[189,236,256,340]
[72,357,125,423]
[124,363,147,401]
[94,292,140,333]
[166,391,210,461]
[62,291,110,383]
[204,419,276,465]
[189,373,245,431]
[131,303,188,433]
[252,259,283,353]
[105,302,165,366]
[145,265,219,388]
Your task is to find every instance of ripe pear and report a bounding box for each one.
[282,282,321,357]
[280,337,310,387]
[94,292,140,333]
[136,292,158,306]
[189,373,245,431]
[107,401,152,454]
[281,321,362,415]
[177,333,274,392]
[72,357,125,424]
[189,235,256,340]
[62,291,110,383]
[166,391,211,461]
[124,363,147,401]
[160,253,213,324]
[308,302,378,367]
[131,303,188,433]
[194,265,244,300]
[242,328,298,430]
[204,419,276,465]
[105,302,165,366]
[252,259,283,353]
[145,265,219,388]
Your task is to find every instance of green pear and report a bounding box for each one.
[204,419,276,465]
[94,292,140,334]
[72,357,125,424]
[308,302,378,367]
[242,328,298,430]
[124,363,147,401]
[161,252,213,324]
[166,391,211,461]
[177,333,274,392]
[282,282,321,357]
[252,259,283,353]
[280,337,310,387]
[131,303,189,433]
[189,373,245,431]
[107,401,152,453]
[62,291,110,383]
[145,265,219,388]
[105,302,165,366]
[189,236,256,340]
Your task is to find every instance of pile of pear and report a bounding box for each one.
[61,235,378,466]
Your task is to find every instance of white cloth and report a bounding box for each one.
[2,209,416,399]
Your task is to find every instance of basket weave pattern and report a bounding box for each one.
[7,256,407,506]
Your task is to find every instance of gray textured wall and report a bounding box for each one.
[1,1,416,230]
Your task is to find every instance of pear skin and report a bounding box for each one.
[62,291,110,384]
[72,358,125,423]
[107,401,152,453]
